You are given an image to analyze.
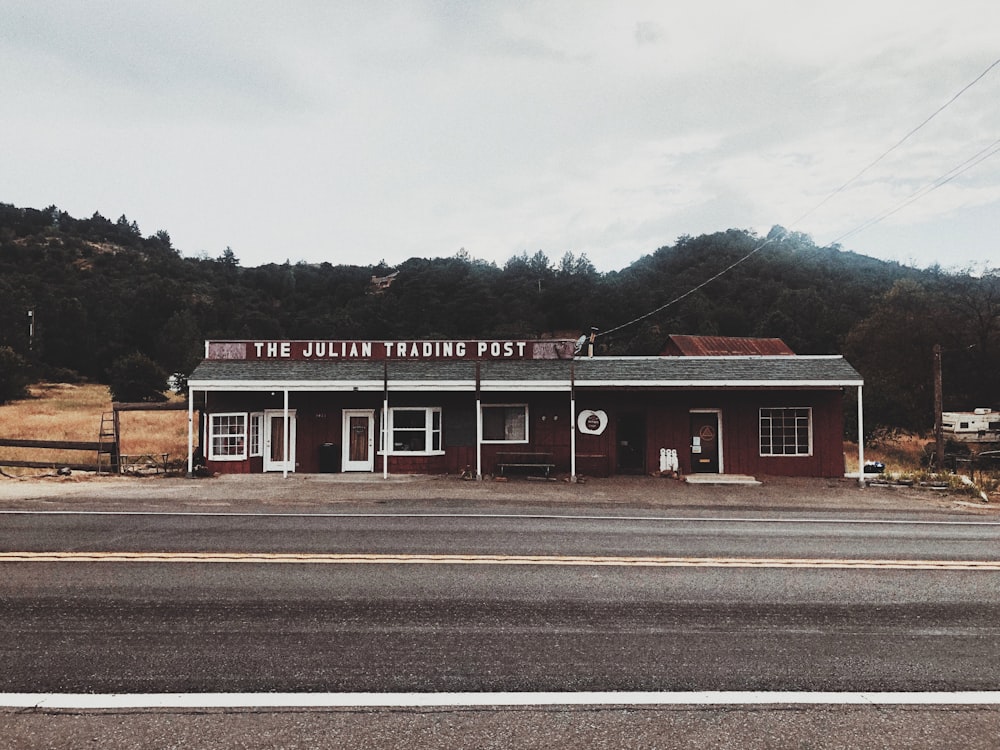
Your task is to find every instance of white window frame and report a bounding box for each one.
[248,412,263,457]
[481,404,529,444]
[386,407,444,455]
[759,407,813,457]
[208,412,248,461]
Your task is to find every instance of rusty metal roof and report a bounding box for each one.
[661,335,795,357]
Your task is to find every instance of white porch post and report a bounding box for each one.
[569,364,576,482]
[383,395,389,479]
[476,397,483,479]
[475,362,482,480]
[383,362,389,479]
[570,394,577,482]
[187,388,195,477]
[857,385,865,488]
[282,389,290,479]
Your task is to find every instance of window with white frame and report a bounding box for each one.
[248,412,263,457]
[209,413,248,461]
[759,407,812,456]
[481,404,528,443]
[389,407,442,453]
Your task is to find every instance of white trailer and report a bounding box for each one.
[941,408,1000,443]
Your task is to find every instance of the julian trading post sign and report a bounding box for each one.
[205,339,577,361]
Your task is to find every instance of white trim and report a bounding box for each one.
[189,380,385,391]
[385,407,443,455]
[262,409,296,473]
[248,412,264,457]
[480,403,530,444]
[475,396,483,479]
[342,409,375,472]
[282,390,290,479]
[569,395,576,481]
[207,412,248,462]
[189,379,862,391]
[480,381,572,392]
[187,390,195,476]
[857,385,865,488]
[759,406,813,457]
[575,380,862,388]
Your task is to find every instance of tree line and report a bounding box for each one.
[1,203,997,434]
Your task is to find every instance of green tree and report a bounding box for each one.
[108,352,168,403]
[844,280,956,432]
[0,346,31,404]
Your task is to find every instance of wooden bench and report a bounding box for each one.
[495,451,555,478]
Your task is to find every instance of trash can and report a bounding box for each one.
[319,443,340,473]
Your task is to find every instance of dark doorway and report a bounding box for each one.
[616,412,646,474]
[690,411,720,473]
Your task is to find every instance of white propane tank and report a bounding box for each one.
[659,448,668,472]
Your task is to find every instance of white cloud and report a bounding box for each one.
[1,0,998,272]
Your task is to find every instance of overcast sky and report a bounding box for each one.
[2,1,998,272]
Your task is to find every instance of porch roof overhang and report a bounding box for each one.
[188,355,863,394]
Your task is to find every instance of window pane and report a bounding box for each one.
[394,410,425,429]
[389,407,441,453]
[210,414,246,459]
[759,408,810,456]
[482,406,527,442]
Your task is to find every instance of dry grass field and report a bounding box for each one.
[844,434,929,474]
[0,383,188,474]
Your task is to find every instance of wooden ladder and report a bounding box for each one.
[97,411,120,474]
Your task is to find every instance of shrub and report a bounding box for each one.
[108,352,168,403]
[0,346,31,404]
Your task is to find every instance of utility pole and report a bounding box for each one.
[27,309,34,352]
[933,343,944,472]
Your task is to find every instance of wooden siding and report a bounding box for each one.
[201,388,846,479]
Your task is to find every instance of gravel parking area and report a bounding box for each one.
[0,471,995,515]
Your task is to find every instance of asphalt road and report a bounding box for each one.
[2,483,1000,747]
[2,507,1000,693]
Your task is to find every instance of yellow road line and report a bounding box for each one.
[1,552,999,570]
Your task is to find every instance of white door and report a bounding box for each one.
[263,410,297,472]
[342,409,375,472]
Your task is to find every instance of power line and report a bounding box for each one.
[595,58,1000,341]
[792,56,1000,228]
[597,234,779,338]
[831,137,1000,245]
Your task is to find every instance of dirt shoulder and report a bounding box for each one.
[0,472,995,516]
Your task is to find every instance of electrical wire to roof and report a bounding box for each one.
[597,57,1000,341]
[597,234,780,339]
[791,56,1000,229]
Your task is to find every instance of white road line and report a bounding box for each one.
[2,552,1000,569]
[1,510,998,526]
[4,691,1000,709]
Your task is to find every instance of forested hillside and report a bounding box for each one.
[1,203,997,433]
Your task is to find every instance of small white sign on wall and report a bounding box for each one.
[577,409,609,436]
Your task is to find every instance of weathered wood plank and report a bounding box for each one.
[0,439,102,450]
[0,460,105,471]
[112,402,188,411]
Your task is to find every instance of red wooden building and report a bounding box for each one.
[187,336,865,482]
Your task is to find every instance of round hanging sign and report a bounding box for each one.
[577,409,609,436]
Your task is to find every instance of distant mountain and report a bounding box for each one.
[2,202,997,431]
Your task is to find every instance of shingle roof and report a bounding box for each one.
[572,356,862,386]
[189,355,862,390]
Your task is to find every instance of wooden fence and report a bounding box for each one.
[0,401,187,474]
[0,438,109,472]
